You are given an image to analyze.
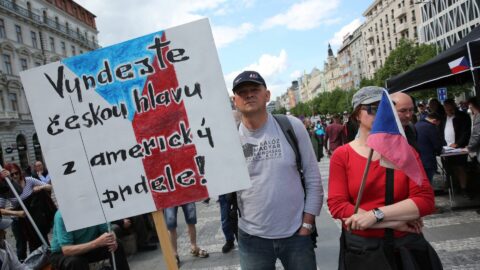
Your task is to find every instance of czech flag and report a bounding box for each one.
[448,56,470,74]
[366,90,424,186]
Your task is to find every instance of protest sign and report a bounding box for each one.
[20,18,251,231]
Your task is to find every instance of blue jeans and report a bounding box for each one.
[219,195,235,242]
[238,228,316,270]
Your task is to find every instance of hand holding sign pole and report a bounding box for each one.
[20,19,251,269]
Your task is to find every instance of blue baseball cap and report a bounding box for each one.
[232,71,267,92]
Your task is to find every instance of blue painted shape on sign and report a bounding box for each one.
[437,87,447,102]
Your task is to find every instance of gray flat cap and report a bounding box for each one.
[352,86,385,109]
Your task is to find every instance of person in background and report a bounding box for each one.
[112,215,157,252]
[32,161,51,184]
[417,102,429,121]
[218,194,237,253]
[465,97,480,212]
[314,121,325,161]
[391,92,419,152]
[49,210,130,270]
[324,114,345,156]
[344,113,359,143]
[0,215,29,269]
[415,112,444,183]
[328,86,440,269]
[442,99,471,198]
[165,202,209,266]
[0,163,53,261]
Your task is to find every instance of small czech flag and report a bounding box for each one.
[448,56,470,74]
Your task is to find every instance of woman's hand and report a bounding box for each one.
[343,210,377,231]
[0,169,10,179]
[33,186,43,193]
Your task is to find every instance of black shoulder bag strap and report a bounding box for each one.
[272,114,305,190]
[384,168,395,267]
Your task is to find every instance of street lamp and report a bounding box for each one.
[415,0,439,54]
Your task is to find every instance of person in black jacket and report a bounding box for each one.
[442,99,471,198]
[415,113,443,183]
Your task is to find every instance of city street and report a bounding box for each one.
[126,158,480,269]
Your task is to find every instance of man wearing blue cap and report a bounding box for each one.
[232,71,323,270]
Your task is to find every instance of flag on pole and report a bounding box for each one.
[366,90,424,186]
[448,56,470,74]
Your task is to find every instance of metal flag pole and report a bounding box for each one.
[0,165,49,247]
[353,149,374,214]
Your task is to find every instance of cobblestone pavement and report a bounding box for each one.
[6,157,479,269]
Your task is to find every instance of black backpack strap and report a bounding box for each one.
[272,114,305,190]
[384,168,395,267]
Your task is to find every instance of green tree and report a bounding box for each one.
[374,39,436,87]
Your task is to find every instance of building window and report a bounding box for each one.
[0,19,5,38]
[49,37,55,52]
[20,58,28,71]
[71,45,76,56]
[0,90,4,111]
[31,31,38,48]
[61,41,66,56]
[15,25,23,43]
[35,61,41,67]
[9,93,18,111]
[3,54,12,74]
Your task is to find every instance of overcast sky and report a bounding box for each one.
[74,0,371,99]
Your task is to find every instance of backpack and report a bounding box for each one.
[231,114,319,247]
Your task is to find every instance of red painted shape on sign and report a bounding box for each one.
[132,33,209,209]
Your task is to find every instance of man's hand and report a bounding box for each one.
[93,232,117,251]
[449,143,458,148]
[298,226,312,236]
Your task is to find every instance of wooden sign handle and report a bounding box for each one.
[152,210,178,270]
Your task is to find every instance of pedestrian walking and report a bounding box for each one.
[232,70,323,270]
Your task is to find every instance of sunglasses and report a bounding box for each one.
[10,172,20,177]
[361,104,379,115]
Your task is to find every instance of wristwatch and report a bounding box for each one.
[302,223,314,232]
[372,208,384,223]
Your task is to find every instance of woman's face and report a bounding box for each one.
[9,168,21,181]
[357,103,378,131]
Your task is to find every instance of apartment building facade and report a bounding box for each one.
[362,0,420,79]
[418,0,480,52]
[299,67,326,102]
[0,0,98,169]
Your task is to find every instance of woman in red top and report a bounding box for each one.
[327,86,441,270]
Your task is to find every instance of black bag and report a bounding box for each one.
[341,231,392,270]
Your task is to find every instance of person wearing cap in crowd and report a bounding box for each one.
[232,70,323,270]
[328,86,440,270]
[391,92,419,152]
[0,215,29,269]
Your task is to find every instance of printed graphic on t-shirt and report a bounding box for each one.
[242,138,282,162]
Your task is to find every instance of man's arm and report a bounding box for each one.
[61,232,117,256]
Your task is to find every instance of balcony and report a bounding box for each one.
[366,44,375,52]
[365,31,374,40]
[0,0,99,50]
[397,23,408,33]
[395,6,406,19]
[0,111,19,126]
[368,54,377,63]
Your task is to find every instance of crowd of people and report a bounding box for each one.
[0,70,479,269]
